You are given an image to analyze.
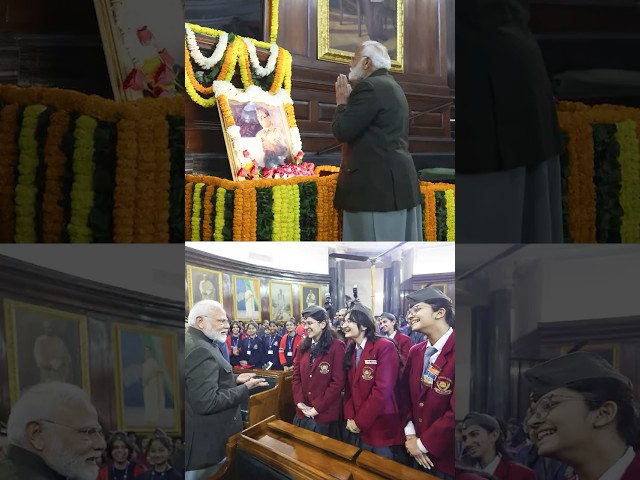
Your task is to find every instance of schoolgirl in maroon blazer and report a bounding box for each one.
[378,312,412,366]
[292,305,345,440]
[342,302,407,463]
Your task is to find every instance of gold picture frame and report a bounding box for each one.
[113,323,181,434]
[186,265,223,308]
[269,281,293,322]
[318,0,404,72]
[93,0,185,101]
[4,299,90,406]
[233,275,262,322]
[300,283,322,312]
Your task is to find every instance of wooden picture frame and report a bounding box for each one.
[186,265,223,308]
[269,281,293,322]
[4,300,90,406]
[113,323,181,434]
[318,0,404,72]
[300,284,322,312]
[93,0,185,101]
[233,275,262,322]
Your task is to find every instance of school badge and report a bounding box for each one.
[319,362,330,374]
[434,376,453,395]
[361,367,374,381]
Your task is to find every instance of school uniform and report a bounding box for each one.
[491,456,536,480]
[278,333,302,368]
[226,333,246,367]
[292,338,346,438]
[388,330,412,365]
[239,335,265,368]
[401,329,455,478]
[263,333,282,369]
[343,337,405,458]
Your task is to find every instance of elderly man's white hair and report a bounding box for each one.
[361,41,392,70]
[187,299,223,326]
[7,382,96,445]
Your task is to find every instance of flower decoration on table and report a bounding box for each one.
[184,22,293,108]
[122,24,185,98]
[237,155,315,181]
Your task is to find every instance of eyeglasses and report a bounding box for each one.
[529,394,584,421]
[407,304,429,317]
[200,315,229,324]
[41,419,103,440]
[303,320,322,327]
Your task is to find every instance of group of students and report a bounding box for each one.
[241,286,457,479]
[96,431,183,480]
[456,351,640,480]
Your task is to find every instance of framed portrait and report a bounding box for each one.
[233,275,261,322]
[93,0,185,101]
[3,300,90,406]
[269,281,293,322]
[214,82,302,181]
[186,265,222,308]
[300,284,322,312]
[318,0,404,72]
[560,343,620,370]
[113,323,181,434]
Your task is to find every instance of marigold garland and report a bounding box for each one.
[185,182,193,241]
[154,115,171,242]
[191,183,204,241]
[0,103,20,243]
[42,110,70,242]
[203,184,215,241]
[15,104,46,243]
[214,186,227,241]
[445,189,455,242]
[270,0,279,43]
[615,120,640,243]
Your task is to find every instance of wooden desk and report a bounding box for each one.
[215,416,439,480]
[241,369,295,427]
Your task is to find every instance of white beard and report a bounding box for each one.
[348,58,368,82]
[203,324,227,343]
[41,440,99,480]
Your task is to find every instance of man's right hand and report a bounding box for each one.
[244,377,269,390]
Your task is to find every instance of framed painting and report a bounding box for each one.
[233,275,261,322]
[186,265,222,308]
[318,0,404,72]
[300,284,322,312]
[113,323,181,434]
[93,0,185,101]
[3,300,90,406]
[269,281,293,322]
[215,82,302,181]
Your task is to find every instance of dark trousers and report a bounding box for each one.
[293,415,341,440]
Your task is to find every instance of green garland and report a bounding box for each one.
[559,132,572,243]
[59,111,79,243]
[592,124,622,243]
[223,189,234,240]
[34,107,53,243]
[209,186,217,242]
[199,184,206,240]
[168,115,185,242]
[89,120,117,242]
[435,190,447,241]
[256,186,274,240]
[185,181,195,238]
[298,182,318,241]
[420,193,426,240]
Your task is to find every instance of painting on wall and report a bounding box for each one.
[186,265,222,308]
[318,0,404,72]
[114,324,181,434]
[233,275,261,322]
[300,284,322,312]
[269,281,293,322]
[4,300,90,405]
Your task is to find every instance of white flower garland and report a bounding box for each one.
[242,38,279,78]
[185,24,228,70]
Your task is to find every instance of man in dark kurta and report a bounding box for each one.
[332,40,422,241]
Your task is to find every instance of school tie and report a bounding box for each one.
[421,346,438,389]
[217,341,230,363]
[355,345,363,367]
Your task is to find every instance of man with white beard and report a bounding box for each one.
[332,40,422,241]
[0,382,105,480]
[185,300,268,480]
